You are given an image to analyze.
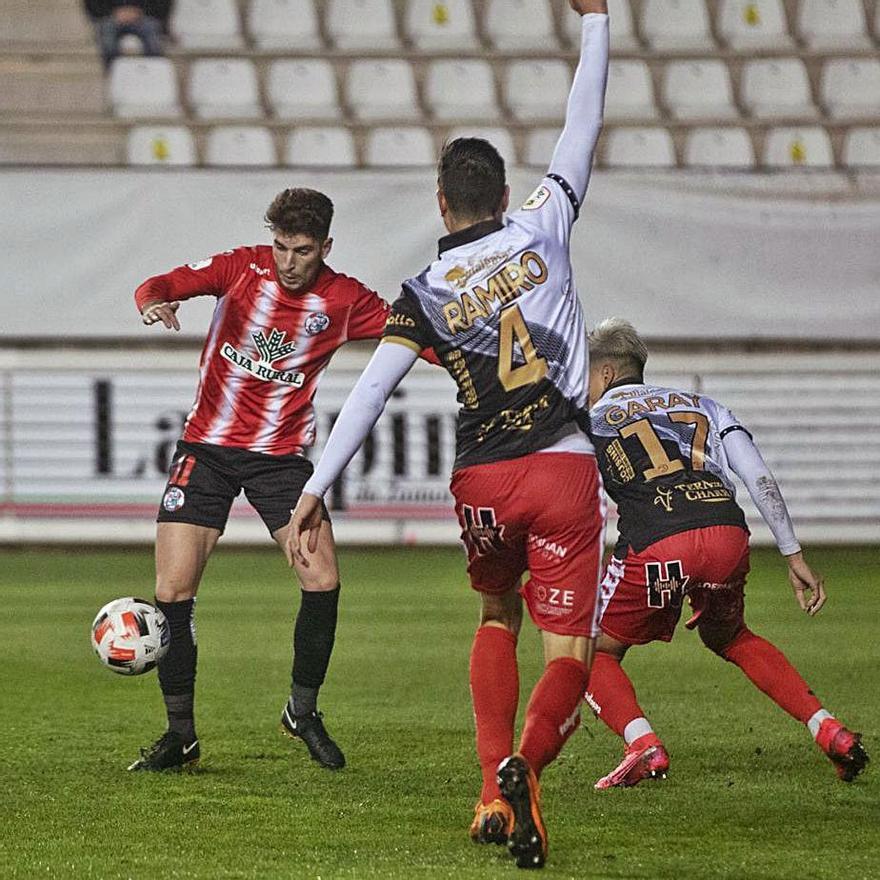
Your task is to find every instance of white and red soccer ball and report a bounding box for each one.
[91,597,169,675]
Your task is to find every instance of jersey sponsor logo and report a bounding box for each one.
[533,584,575,618]
[221,327,305,387]
[521,184,551,211]
[253,328,296,364]
[249,262,272,277]
[528,534,568,559]
[444,249,514,290]
[606,438,635,482]
[603,392,702,426]
[304,311,331,336]
[477,394,551,443]
[186,258,213,270]
[443,250,549,334]
[673,478,733,503]
[386,313,416,329]
[654,486,674,513]
[162,486,186,512]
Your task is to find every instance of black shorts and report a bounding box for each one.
[156,440,330,535]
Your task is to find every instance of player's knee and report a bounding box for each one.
[480,591,522,635]
[298,566,340,592]
[155,581,197,602]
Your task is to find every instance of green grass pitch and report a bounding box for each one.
[0,545,877,879]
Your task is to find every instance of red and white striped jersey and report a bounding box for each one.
[135,246,390,455]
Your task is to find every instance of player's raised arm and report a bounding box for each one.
[547,1,610,209]
[285,340,419,566]
[722,428,826,615]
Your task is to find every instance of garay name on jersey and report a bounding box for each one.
[603,391,703,426]
[442,250,549,335]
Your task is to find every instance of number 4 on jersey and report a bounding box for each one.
[497,305,548,391]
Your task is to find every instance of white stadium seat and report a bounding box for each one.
[109,58,181,117]
[796,0,870,50]
[604,128,676,167]
[485,0,558,50]
[365,127,435,166]
[741,59,814,119]
[763,127,833,168]
[446,127,516,165]
[425,60,498,122]
[843,128,880,168]
[641,0,715,51]
[524,127,561,167]
[170,0,243,49]
[604,60,657,121]
[685,127,755,168]
[266,60,339,121]
[718,0,794,50]
[326,0,398,50]
[504,60,572,123]
[247,0,322,50]
[188,59,261,119]
[821,59,880,119]
[664,60,738,120]
[127,126,197,165]
[204,126,276,166]
[284,127,356,167]
[405,0,479,50]
[564,0,638,51]
[346,60,420,121]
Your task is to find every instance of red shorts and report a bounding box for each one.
[450,452,605,637]
[596,525,750,645]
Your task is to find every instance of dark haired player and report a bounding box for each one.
[130,188,434,772]
[584,318,868,789]
[289,1,609,869]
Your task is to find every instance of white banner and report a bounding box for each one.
[2,169,879,341]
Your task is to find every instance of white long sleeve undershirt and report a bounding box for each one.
[302,341,419,498]
[547,12,609,208]
[722,429,801,556]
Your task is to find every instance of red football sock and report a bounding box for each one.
[470,625,519,804]
[722,628,822,724]
[585,651,647,739]
[518,656,590,778]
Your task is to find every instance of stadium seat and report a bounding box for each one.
[796,0,870,50]
[127,126,197,165]
[170,0,243,49]
[563,0,638,50]
[684,127,755,168]
[267,60,339,121]
[284,127,357,166]
[346,59,420,120]
[109,57,181,117]
[425,60,499,122]
[204,126,276,166]
[763,127,834,168]
[364,127,436,166]
[188,59,261,119]
[247,0,323,50]
[524,128,561,167]
[485,0,558,51]
[604,128,676,167]
[641,0,715,51]
[842,128,880,168]
[504,61,572,123]
[604,61,657,121]
[325,0,399,50]
[405,0,480,50]
[663,61,738,120]
[446,127,516,165]
[821,59,880,119]
[741,59,815,119]
[718,0,794,49]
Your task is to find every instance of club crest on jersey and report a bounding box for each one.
[163,487,185,512]
[522,184,551,211]
[221,327,305,387]
[304,312,331,336]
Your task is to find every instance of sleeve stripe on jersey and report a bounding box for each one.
[720,424,752,440]
[381,335,423,353]
[547,173,580,220]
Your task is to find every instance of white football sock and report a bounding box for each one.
[807,709,834,739]
[623,717,654,745]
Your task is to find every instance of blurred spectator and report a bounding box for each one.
[84,1,170,70]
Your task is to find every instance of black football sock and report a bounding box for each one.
[291,585,340,714]
[155,597,197,741]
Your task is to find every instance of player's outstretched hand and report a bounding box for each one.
[285,492,324,568]
[141,301,181,331]
[786,551,826,616]
[569,0,608,14]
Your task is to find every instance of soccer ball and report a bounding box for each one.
[91,597,169,675]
